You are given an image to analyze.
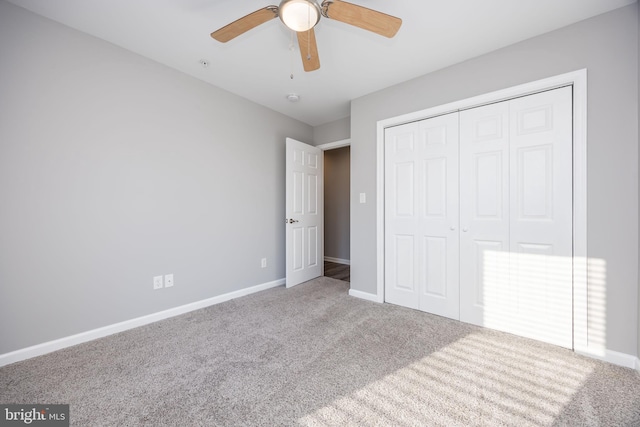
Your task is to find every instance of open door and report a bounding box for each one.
[286,138,323,287]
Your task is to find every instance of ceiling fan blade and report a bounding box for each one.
[211,6,279,42]
[322,1,401,38]
[297,29,320,72]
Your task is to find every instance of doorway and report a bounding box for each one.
[318,140,351,282]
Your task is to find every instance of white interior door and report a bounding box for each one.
[286,137,323,288]
[384,113,460,319]
[459,87,573,348]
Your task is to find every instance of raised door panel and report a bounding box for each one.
[394,235,416,292]
[422,236,447,297]
[394,162,415,217]
[293,171,304,215]
[307,226,318,268]
[292,227,304,271]
[423,157,447,218]
[517,146,553,220]
[474,151,504,219]
[307,173,318,215]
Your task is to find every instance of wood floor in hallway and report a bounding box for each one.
[324,261,350,282]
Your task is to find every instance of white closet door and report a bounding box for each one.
[384,87,573,349]
[508,86,573,348]
[385,113,460,319]
[459,87,573,349]
[459,102,510,327]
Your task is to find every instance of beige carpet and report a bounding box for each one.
[1,277,639,426]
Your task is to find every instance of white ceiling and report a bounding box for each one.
[7,0,636,126]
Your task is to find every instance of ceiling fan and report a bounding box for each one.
[210,0,402,72]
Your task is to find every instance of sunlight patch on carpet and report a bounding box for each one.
[298,333,595,426]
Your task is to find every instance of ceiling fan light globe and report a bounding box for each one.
[279,0,321,32]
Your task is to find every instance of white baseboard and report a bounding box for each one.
[575,346,639,370]
[635,357,640,373]
[348,288,383,303]
[324,256,350,265]
[603,349,638,369]
[0,278,285,368]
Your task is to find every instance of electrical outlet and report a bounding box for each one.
[261,258,267,268]
[164,274,174,288]
[153,276,163,290]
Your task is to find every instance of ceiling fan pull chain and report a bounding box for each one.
[290,30,295,79]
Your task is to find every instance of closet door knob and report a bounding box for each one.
[450,226,456,231]
[462,228,469,232]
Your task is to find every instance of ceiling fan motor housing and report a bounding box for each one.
[279,0,322,32]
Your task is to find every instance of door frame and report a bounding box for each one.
[375,70,589,352]
[317,139,351,151]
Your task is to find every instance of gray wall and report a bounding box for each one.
[324,147,350,261]
[0,1,312,354]
[313,117,351,146]
[350,4,639,356]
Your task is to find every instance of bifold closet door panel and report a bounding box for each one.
[508,86,573,348]
[459,102,511,328]
[417,114,460,319]
[384,113,460,319]
[385,122,420,309]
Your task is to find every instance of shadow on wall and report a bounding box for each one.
[586,257,607,354]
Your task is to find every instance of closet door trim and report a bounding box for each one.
[375,69,588,352]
